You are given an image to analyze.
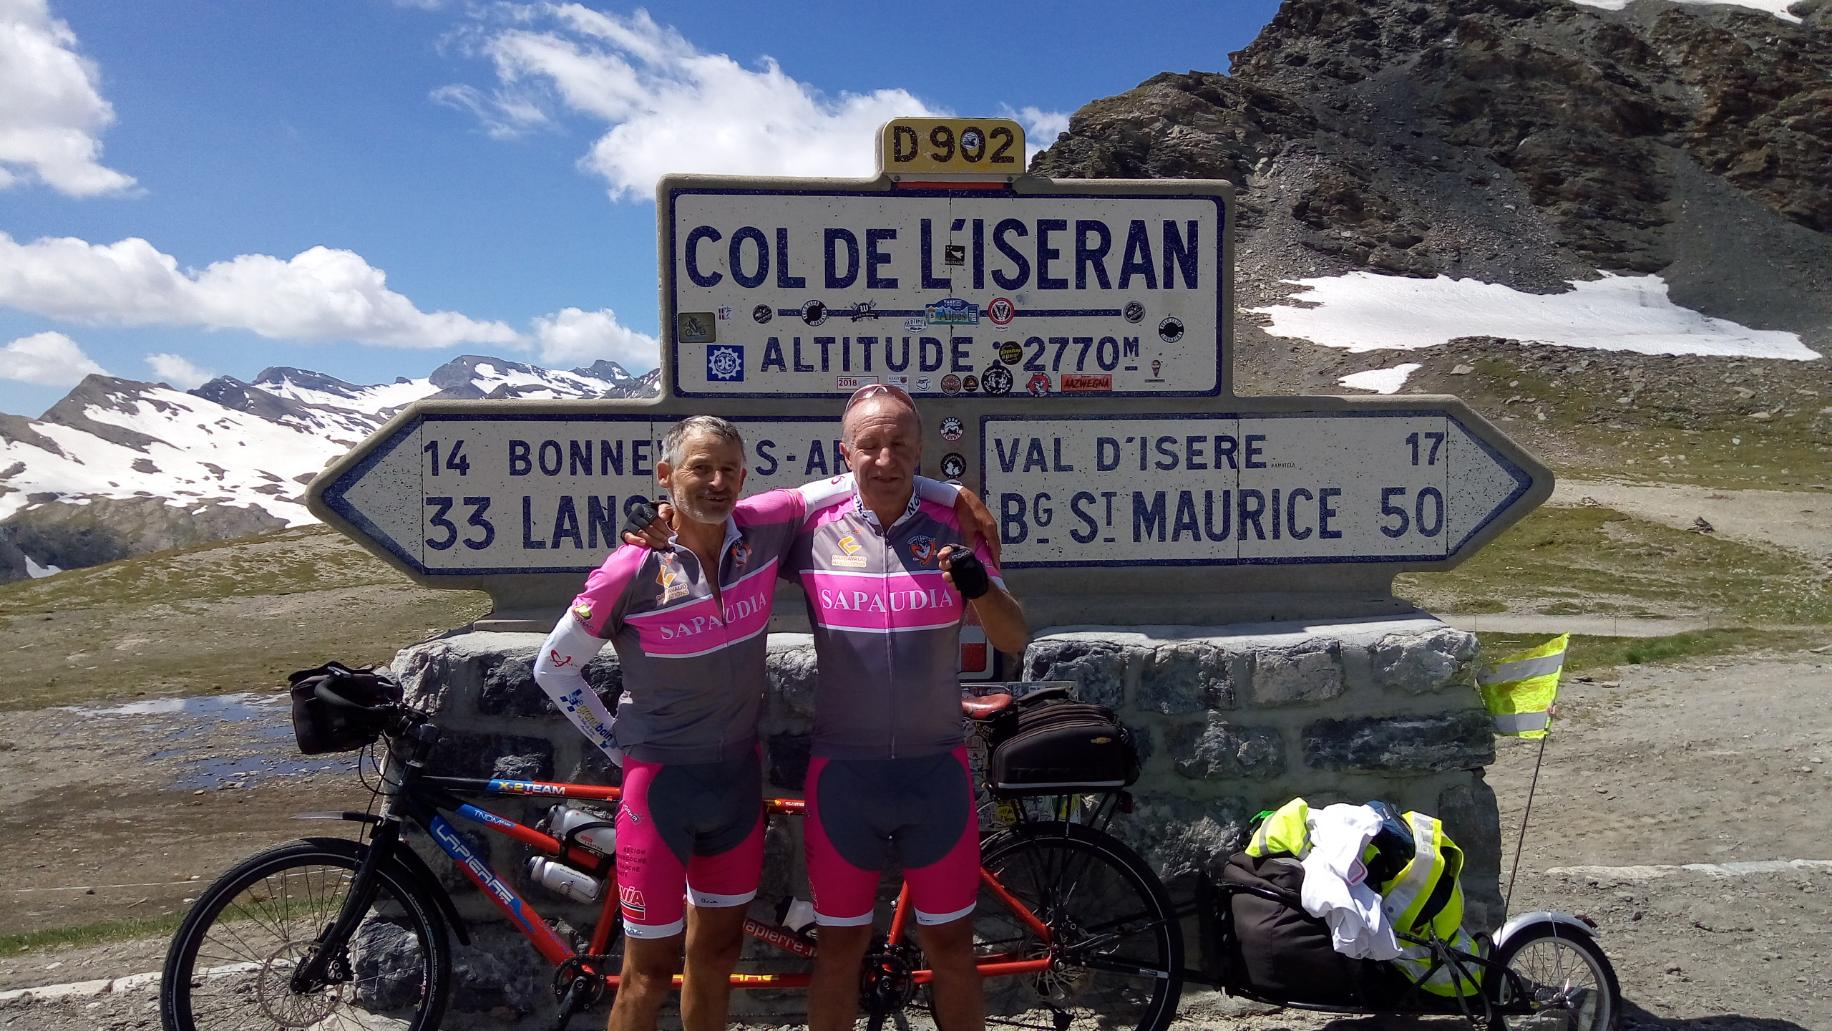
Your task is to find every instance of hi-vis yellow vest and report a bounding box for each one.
[1245,799,1484,997]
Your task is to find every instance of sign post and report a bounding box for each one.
[309,118,1551,631]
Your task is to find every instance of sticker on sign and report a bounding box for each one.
[979,412,1537,568]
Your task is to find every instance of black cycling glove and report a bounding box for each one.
[621,498,661,538]
[947,549,991,600]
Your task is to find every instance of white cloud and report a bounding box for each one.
[1012,106,1070,156]
[0,231,521,348]
[145,351,213,388]
[0,0,137,196]
[445,5,943,198]
[0,330,108,386]
[532,306,657,368]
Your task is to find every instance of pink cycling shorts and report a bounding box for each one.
[804,747,979,927]
[614,750,764,938]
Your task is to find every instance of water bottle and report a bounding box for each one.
[775,895,817,935]
[539,804,618,854]
[526,857,605,904]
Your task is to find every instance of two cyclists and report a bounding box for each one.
[532,404,1008,1031]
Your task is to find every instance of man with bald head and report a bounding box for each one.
[786,384,1029,1031]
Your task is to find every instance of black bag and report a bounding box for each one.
[1219,852,1401,1006]
[288,662,403,755]
[986,700,1140,796]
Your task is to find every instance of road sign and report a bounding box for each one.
[311,119,1551,626]
[663,177,1228,398]
[980,411,1535,567]
[314,411,858,576]
[878,117,1026,177]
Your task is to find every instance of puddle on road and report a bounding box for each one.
[174,753,352,790]
[65,692,353,791]
[67,692,282,720]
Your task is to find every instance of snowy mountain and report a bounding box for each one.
[0,356,659,582]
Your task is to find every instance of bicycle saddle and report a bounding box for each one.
[961,693,1013,720]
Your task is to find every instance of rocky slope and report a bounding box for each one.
[1032,0,1831,397]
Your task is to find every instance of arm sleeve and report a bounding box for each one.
[914,476,962,503]
[794,472,855,513]
[533,616,623,766]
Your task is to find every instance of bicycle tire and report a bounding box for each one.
[969,821,1184,1031]
[160,838,451,1031]
[1488,922,1621,1031]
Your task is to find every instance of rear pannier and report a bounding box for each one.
[986,700,1141,796]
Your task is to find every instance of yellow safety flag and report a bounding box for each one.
[1478,634,1567,739]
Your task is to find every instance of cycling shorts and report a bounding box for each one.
[803,747,979,927]
[615,748,764,938]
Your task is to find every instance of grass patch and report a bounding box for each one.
[0,914,181,957]
[0,525,490,711]
[1398,504,1832,627]
[1473,627,1803,675]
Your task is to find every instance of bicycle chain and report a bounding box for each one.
[551,955,616,1001]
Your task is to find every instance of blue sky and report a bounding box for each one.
[0,0,1283,418]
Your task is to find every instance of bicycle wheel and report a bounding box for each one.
[970,821,1183,1031]
[160,838,450,1031]
[1488,922,1621,1031]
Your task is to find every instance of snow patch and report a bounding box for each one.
[25,554,62,578]
[1566,0,1803,24]
[1251,272,1819,360]
[1339,363,1422,394]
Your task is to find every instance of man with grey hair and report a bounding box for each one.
[788,384,1028,1031]
[533,414,989,1031]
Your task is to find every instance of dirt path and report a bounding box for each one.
[3,648,1827,1030]
[1553,479,1832,566]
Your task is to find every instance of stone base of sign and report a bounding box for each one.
[388,613,1500,1022]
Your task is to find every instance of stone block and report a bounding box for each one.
[566,744,621,787]
[1438,777,1504,932]
[429,732,555,780]
[1139,642,1238,714]
[767,732,812,790]
[477,654,549,718]
[1303,710,1496,773]
[1124,792,1251,881]
[581,652,623,697]
[449,928,546,1017]
[1166,716,1285,781]
[766,637,820,719]
[1371,627,1479,695]
[1249,640,1345,705]
[1022,638,1133,708]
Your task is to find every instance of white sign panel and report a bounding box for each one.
[665,185,1226,398]
[319,414,861,574]
[980,413,1534,568]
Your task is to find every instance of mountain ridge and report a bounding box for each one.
[5,0,1826,582]
[0,355,661,582]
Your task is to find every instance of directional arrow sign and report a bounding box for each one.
[980,407,1542,568]
[313,410,861,576]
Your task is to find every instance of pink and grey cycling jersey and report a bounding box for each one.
[786,491,1003,761]
[557,491,806,764]
[535,477,962,766]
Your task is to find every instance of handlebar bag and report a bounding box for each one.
[986,700,1140,796]
[1219,851,1402,1006]
[288,662,403,755]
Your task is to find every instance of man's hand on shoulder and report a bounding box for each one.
[620,499,675,551]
